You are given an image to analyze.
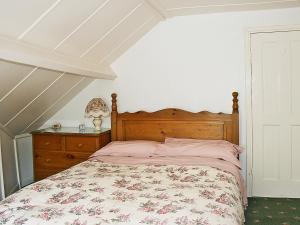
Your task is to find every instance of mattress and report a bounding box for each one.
[0,158,245,225]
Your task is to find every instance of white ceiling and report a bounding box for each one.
[1,0,299,69]
[0,0,300,136]
[0,0,162,71]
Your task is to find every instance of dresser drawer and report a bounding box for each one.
[65,136,99,152]
[32,128,111,181]
[35,169,58,181]
[34,135,62,150]
[35,151,90,170]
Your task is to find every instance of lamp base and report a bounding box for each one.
[93,117,102,131]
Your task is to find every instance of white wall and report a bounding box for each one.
[44,7,300,179]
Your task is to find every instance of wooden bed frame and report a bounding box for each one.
[111,92,239,145]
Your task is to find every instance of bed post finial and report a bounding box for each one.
[232,92,239,113]
[232,92,239,145]
[111,93,118,141]
[111,93,117,112]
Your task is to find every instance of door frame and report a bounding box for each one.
[245,24,300,197]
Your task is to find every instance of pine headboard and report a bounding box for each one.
[110,92,239,145]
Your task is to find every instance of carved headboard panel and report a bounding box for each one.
[111,92,239,145]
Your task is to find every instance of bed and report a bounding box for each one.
[0,92,245,225]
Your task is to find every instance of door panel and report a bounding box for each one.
[251,30,300,197]
[291,40,300,114]
[291,126,300,181]
[262,125,280,181]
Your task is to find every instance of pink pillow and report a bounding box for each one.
[155,138,241,168]
[90,140,160,158]
[165,137,243,156]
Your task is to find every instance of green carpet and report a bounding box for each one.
[245,197,300,225]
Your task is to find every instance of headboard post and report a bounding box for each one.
[232,92,239,113]
[111,93,118,141]
[232,92,239,145]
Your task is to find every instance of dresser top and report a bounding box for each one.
[32,127,110,136]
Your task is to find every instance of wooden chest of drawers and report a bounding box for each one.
[32,128,110,181]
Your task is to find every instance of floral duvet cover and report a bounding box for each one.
[0,160,244,225]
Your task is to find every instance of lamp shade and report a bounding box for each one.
[85,98,109,118]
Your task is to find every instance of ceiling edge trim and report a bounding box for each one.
[144,0,168,19]
[166,0,300,11]
[0,35,116,80]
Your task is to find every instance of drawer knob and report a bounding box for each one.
[45,158,51,163]
[77,143,83,148]
[66,154,75,159]
[44,142,50,146]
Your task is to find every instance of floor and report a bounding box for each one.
[245,198,300,225]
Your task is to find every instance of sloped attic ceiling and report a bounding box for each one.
[1,0,300,137]
[0,0,163,137]
[0,60,93,136]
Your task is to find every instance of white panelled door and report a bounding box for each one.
[251,30,300,197]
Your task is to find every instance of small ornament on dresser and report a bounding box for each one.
[85,98,109,131]
[51,122,61,130]
[79,123,85,132]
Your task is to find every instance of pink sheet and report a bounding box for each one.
[155,142,242,168]
[89,155,247,207]
[165,137,244,155]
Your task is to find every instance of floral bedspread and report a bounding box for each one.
[0,160,244,225]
